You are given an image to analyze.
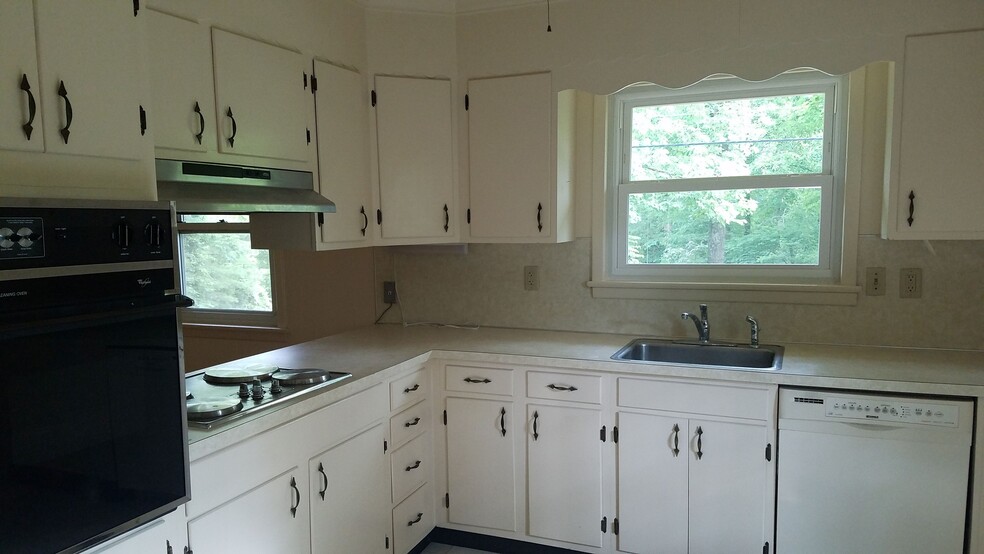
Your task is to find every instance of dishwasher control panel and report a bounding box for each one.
[826,396,959,427]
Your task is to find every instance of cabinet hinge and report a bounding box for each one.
[763,541,770,554]
[184,547,193,554]
[445,492,450,508]
[317,212,325,227]
[601,516,608,533]
[465,94,469,111]
[613,425,619,443]
[443,409,447,425]
[600,425,607,442]
[765,443,772,462]
[383,439,388,453]
[139,106,147,136]
[385,536,390,549]
[311,75,318,93]
[613,517,619,535]
[167,540,173,554]
[303,72,308,89]
[133,0,140,16]
[306,128,311,144]
[371,90,377,107]
[376,209,382,225]
[466,208,471,224]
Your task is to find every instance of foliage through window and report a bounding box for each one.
[609,71,846,283]
[178,215,278,326]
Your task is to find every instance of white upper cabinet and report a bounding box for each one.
[146,9,215,154]
[314,61,372,246]
[0,0,152,162]
[0,1,44,153]
[211,28,310,163]
[373,75,456,243]
[466,72,574,243]
[884,29,984,239]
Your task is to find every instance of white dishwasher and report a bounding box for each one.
[776,387,974,554]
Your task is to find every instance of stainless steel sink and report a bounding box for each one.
[612,338,783,370]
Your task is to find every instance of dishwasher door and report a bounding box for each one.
[776,388,974,554]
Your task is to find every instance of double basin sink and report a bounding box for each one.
[612,338,784,370]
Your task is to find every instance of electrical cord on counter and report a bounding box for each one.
[375,303,393,324]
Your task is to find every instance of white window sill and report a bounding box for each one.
[586,280,860,306]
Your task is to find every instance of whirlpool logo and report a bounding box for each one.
[137,278,152,288]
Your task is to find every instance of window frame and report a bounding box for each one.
[176,216,284,329]
[605,70,849,285]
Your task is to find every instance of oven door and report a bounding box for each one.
[0,291,193,554]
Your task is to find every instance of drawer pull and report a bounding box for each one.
[317,462,328,500]
[671,424,680,457]
[547,383,578,392]
[404,417,421,428]
[408,512,423,526]
[403,384,420,394]
[695,426,704,460]
[405,460,421,471]
[463,377,491,384]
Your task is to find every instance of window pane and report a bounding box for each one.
[179,233,273,311]
[630,93,825,181]
[626,187,821,265]
[180,214,250,224]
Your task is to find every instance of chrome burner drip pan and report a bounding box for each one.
[185,366,352,429]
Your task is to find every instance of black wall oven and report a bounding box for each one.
[0,200,192,554]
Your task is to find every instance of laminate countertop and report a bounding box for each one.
[186,323,984,459]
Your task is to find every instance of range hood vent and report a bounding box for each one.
[155,159,335,214]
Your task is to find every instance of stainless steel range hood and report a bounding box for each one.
[155,159,335,214]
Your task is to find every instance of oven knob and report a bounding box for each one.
[113,220,133,249]
[238,383,250,398]
[270,378,283,394]
[144,220,166,248]
[251,378,264,400]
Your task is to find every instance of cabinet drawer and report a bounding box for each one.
[391,433,430,503]
[527,371,602,404]
[393,482,433,554]
[445,364,513,396]
[299,383,387,454]
[390,368,429,411]
[618,378,770,421]
[391,400,430,448]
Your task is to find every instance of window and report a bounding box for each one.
[177,214,280,327]
[605,71,849,287]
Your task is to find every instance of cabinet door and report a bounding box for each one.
[315,61,372,245]
[527,404,604,548]
[0,0,44,153]
[212,28,309,162]
[467,73,552,240]
[34,0,147,160]
[87,510,186,554]
[310,423,389,554]
[146,9,214,153]
[374,76,455,241]
[616,412,689,554]
[688,419,769,553]
[188,469,311,554]
[445,397,516,531]
[892,30,984,238]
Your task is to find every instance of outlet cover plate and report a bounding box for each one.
[900,268,922,298]
[524,266,539,291]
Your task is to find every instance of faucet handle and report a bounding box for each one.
[745,315,760,347]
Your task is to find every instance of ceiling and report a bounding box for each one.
[355,0,547,15]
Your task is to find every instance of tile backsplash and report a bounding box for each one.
[375,237,984,351]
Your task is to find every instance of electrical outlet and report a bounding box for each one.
[865,267,886,296]
[900,268,922,298]
[383,281,398,304]
[524,266,539,291]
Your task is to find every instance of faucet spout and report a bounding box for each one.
[681,303,710,343]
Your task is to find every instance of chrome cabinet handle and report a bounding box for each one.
[404,417,421,428]
[405,460,421,471]
[695,426,703,460]
[547,384,578,392]
[407,512,423,526]
[20,74,36,140]
[463,377,491,384]
[671,423,680,457]
[317,462,328,500]
[289,476,301,517]
[404,384,419,393]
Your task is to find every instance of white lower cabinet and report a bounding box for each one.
[310,423,390,553]
[393,482,434,554]
[527,403,604,549]
[445,396,517,532]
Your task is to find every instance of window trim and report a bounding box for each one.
[176,218,285,329]
[590,68,866,305]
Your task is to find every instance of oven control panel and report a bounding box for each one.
[826,396,959,427]
[0,204,172,269]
